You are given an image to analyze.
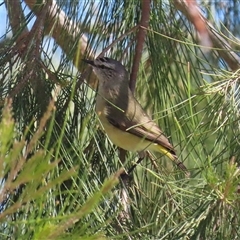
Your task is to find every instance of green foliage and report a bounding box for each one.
[0,102,120,240]
[0,0,240,239]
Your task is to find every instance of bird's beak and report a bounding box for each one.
[82,59,95,66]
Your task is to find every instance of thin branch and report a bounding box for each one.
[24,0,96,87]
[173,0,240,71]
[4,0,30,98]
[8,1,50,99]
[4,0,28,36]
[29,0,51,57]
[184,0,212,48]
[129,0,151,93]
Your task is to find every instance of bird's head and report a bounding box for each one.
[83,57,129,85]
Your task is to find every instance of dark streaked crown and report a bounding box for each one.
[84,57,126,71]
[83,57,129,81]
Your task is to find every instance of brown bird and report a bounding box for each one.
[84,57,187,173]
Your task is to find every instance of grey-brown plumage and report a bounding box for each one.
[83,57,187,172]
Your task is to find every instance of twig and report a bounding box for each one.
[129,0,151,93]
[173,0,240,70]
[127,151,147,174]
[184,0,212,49]
[4,0,28,36]
[8,1,51,101]
[24,0,95,86]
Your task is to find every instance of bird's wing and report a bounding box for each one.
[105,89,176,154]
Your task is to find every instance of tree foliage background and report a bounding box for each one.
[0,0,239,239]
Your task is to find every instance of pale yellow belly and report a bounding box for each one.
[99,114,156,152]
[96,94,158,152]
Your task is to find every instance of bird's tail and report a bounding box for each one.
[171,154,189,177]
[155,144,189,176]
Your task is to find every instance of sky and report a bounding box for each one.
[0,1,7,39]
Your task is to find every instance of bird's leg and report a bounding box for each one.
[126,151,146,174]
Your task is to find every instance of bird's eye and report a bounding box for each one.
[96,57,112,70]
[99,57,108,62]
[98,64,109,69]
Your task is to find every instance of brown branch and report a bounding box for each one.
[4,0,29,36]
[173,0,240,71]
[4,0,29,56]
[4,1,54,115]
[129,0,151,93]
[184,0,212,48]
[4,0,30,98]
[24,0,88,55]
[24,0,96,87]
[7,1,50,97]
[29,0,50,57]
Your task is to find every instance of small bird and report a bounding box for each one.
[83,57,187,173]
